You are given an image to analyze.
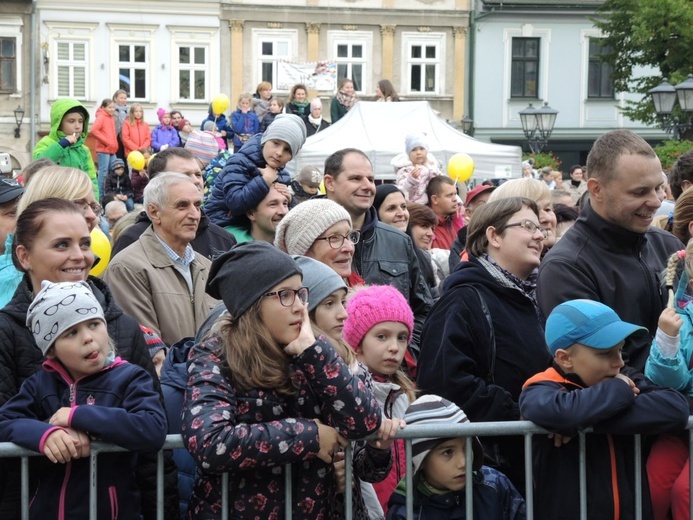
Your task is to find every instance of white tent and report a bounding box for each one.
[287,101,522,181]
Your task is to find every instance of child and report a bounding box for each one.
[231,92,260,153]
[121,103,151,159]
[289,165,323,205]
[102,158,134,211]
[203,120,227,150]
[285,83,310,121]
[200,102,233,149]
[204,113,306,227]
[387,395,526,520]
[520,299,689,520]
[0,281,167,519]
[141,325,167,378]
[645,245,693,520]
[112,89,129,161]
[182,241,392,518]
[90,98,118,198]
[344,285,418,514]
[392,133,443,204]
[151,108,180,152]
[260,97,284,132]
[252,81,273,120]
[130,147,151,204]
[33,98,98,201]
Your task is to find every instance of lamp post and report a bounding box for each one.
[13,106,24,139]
[648,75,693,140]
[460,116,474,135]
[519,102,558,154]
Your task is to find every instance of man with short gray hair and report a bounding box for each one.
[104,173,217,346]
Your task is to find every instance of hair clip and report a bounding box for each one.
[678,249,686,259]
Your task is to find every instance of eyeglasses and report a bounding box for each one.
[314,230,360,249]
[504,219,547,238]
[263,287,309,307]
[73,199,102,218]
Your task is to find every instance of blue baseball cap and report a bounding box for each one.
[545,299,647,354]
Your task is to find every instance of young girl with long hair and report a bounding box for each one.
[91,98,118,197]
[121,103,151,158]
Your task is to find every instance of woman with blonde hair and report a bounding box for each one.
[331,78,358,123]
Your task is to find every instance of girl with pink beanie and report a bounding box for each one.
[151,108,180,152]
[344,285,417,515]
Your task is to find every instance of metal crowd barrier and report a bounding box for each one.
[1,418,692,520]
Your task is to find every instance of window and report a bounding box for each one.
[588,38,614,99]
[178,45,207,101]
[0,37,16,92]
[118,43,148,100]
[56,41,87,99]
[401,33,444,95]
[259,38,291,87]
[335,42,364,92]
[511,38,539,98]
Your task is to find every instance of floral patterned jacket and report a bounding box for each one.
[182,336,383,519]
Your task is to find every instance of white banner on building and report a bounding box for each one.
[277,60,337,92]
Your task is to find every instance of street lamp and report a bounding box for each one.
[460,116,473,135]
[13,106,24,139]
[519,102,558,154]
[648,75,693,140]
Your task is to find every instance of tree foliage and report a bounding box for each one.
[593,0,693,126]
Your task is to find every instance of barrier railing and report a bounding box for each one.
[2,417,692,520]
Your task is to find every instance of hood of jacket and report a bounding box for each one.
[49,98,90,142]
[160,337,194,391]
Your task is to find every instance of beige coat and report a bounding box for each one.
[104,226,217,346]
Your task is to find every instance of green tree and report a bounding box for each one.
[593,0,693,130]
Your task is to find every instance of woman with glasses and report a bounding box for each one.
[416,197,552,494]
[274,199,365,286]
[183,241,392,519]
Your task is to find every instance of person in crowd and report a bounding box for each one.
[109,211,138,246]
[274,198,363,286]
[181,241,391,519]
[252,81,273,121]
[344,284,416,513]
[151,108,180,152]
[417,197,553,492]
[323,148,432,358]
[537,130,683,373]
[285,83,311,121]
[259,97,284,133]
[130,147,151,204]
[551,189,574,207]
[449,184,496,273]
[406,202,445,300]
[331,78,358,124]
[111,147,235,261]
[226,184,289,244]
[170,110,192,146]
[520,299,689,520]
[374,184,409,232]
[33,98,98,201]
[656,171,675,218]
[0,179,23,309]
[112,89,129,161]
[0,280,167,520]
[230,93,260,153]
[104,199,127,231]
[289,165,322,205]
[426,176,464,250]
[565,164,587,205]
[306,98,331,136]
[488,177,557,255]
[102,158,134,211]
[386,395,526,520]
[553,203,579,241]
[140,325,167,378]
[200,102,233,149]
[668,148,693,200]
[205,113,306,227]
[375,79,399,102]
[121,103,151,160]
[669,186,693,245]
[185,128,221,168]
[90,98,118,198]
[393,133,443,204]
[16,157,53,186]
[104,173,217,347]
[539,167,556,189]
[203,120,227,151]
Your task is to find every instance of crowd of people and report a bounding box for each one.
[0,78,691,520]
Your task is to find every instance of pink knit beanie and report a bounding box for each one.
[343,285,414,349]
[157,107,170,125]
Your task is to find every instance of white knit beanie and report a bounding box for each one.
[405,133,429,155]
[274,199,352,255]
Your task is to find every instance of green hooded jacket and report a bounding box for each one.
[33,98,99,200]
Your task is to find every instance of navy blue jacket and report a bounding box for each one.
[519,366,689,520]
[0,358,167,520]
[200,110,233,148]
[204,134,291,227]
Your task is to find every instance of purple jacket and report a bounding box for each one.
[151,124,181,152]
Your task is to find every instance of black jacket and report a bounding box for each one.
[537,201,683,373]
[111,209,236,261]
[305,119,330,137]
[102,170,134,205]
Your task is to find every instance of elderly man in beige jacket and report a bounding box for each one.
[104,172,217,346]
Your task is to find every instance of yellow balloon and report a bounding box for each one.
[211,94,231,116]
[89,228,112,278]
[127,150,146,171]
[319,180,326,195]
[447,153,475,183]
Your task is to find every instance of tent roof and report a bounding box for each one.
[287,101,522,181]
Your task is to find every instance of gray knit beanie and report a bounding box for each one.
[27,281,106,355]
[405,133,429,155]
[405,395,484,475]
[292,256,347,312]
[261,113,307,158]
[274,199,352,255]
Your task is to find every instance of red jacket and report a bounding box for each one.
[122,119,152,157]
[90,107,118,154]
[432,213,465,250]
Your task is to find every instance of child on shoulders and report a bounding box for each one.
[392,134,443,205]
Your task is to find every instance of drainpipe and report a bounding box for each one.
[30,0,37,150]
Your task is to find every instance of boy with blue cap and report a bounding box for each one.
[520,299,689,520]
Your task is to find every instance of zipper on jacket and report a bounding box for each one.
[69,383,75,404]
